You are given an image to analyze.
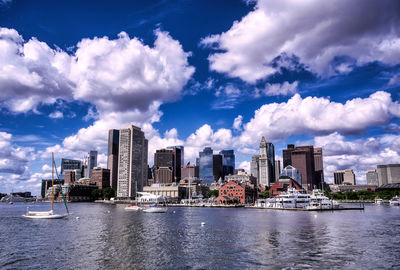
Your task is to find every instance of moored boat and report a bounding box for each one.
[124,205,142,211]
[374,197,383,205]
[306,189,338,210]
[389,196,399,206]
[142,203,167,213]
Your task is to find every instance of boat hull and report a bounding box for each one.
[124,205,142,211]
[22,213,68,219]
[143,207,167,213]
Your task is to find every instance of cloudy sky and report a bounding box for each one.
[1,0,400,195]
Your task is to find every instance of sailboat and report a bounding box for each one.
[23,153,69,219]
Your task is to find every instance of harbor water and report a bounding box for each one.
[1,203,399,269]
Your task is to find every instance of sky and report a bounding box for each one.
[1,0,400,195]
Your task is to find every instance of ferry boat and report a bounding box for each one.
[389,196,399,206]
[306,189,338,210]
[374,197,383,205]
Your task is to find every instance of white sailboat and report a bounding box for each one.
[23,153,69,219]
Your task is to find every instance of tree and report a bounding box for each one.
[260,190,269,198]
[91,189,102,200]
[102,187,115,200]
[206,189,219,198]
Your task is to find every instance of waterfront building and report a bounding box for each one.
[258,137,275,187]
[334,169,356,185]
[281,165,302,186]
[64,171,76,184]
[219,149,235,178]
[215,181,256,204]
[90,167,110,190]
[213,154,223,181]
[199,147,214,184]
[117,125,148,199]
[143,184,186,203]
[225,170,257,185]
[181,164,199,179]
[250,155,260,185]
[269,176,304,196]
[329,184,377,193]
[154,149,175,184]
[377,164,400,186]
[314,147,324,188]
[41,179,64,199]
[107,129,119,190]
[275,160,281,182]
[366,169,378,185]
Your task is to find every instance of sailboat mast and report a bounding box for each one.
[51,152,54,211]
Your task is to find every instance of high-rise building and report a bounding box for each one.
[154,149,175,184]
[282,144,295,168]
[199,147,214,184]
[250,155,260,185]
[291,146,316,190]
[334,170,344,185]
[213,154,223,181]
[219,150,235,178]
[167,145,184,167]
[166,146,182,181]
[84,150,98,178]
[91,167,111,189]
[281,165,302,186]
[313,147,324,188]
[181,164,199,179]
[107,129,119,190]
[117,125,148,199]
[258,137,275,186]
[366,169,378,185]
[60,158,82,176]
[274,160,281,182]
[377,164,400,186]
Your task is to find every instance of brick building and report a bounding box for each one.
[90,167,110,189]
[269,176,304,196]
[216,181,256,204]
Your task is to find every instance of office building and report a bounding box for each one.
[117,125,148,199]
[334,170,345,185]
[314,147,324,188]
[166,146,182,181]
[107,129,119,190]
[284,145,316,190]
[181,164,199,179]
[219,149,235,178]
[334,169,355,185]
[250,155,259,185]
[154,149,175,184]
[282,144,295,168]
[60,158,82,179]
[281,165,302,186]
[83,150,97,178]
[199,147,214,184]
[257,137,275,187]
[213,154,223,181]
[366,169,378,185]
[90,167,110,189]
[274,160,281,182]
[377,164,400,186]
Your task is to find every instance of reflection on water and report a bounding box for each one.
[1,203,400,269]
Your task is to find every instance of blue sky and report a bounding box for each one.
[1,0,400,195]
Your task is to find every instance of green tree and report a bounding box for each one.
[102,187,115,200]
[260,190,269,198]
[91,189,102,200]
[206,189,219,198]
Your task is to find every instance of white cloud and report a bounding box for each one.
[233,115,243,131]
[388,74,400,86]
[201,0,400,82]
[258,81,298,97]
[239,91,400,146]
[49,111,63,119]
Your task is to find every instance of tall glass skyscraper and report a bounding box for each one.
[199,147,214,184]
[219,149,235,178]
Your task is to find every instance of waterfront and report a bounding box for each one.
[1,203,399,269]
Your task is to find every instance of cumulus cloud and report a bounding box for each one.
[233,115,243,131]
[0,27,195,115]
[257,81,298,97]
[201,0,400,82]
[239,91,400,145]
[49,111,63,119]
[0,132,34,177]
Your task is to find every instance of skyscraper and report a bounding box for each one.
[250,155,259,185]
[199,147,214,184]
[117,125,148,199]
[219,149,235,178]
[283,144,295,168]
[167,145,184,167]
[213,154,223,181]
[291,146,315,190]
[84,150,97,178]
[154,149,175,184]
[107,129,119,190]
[314,147,324,188]
[366,169,378,185]
[377,164,400,186]
[166,146,182,181]
[258,137,275,186]
[274,160,281,182]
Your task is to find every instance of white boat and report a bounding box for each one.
[389,196,399,206]
[263,187,311,209]
[374,197,383,205]
[306,189,337,210]
[142,203,167,213]
[23,153,69,219]
[124,205,142,211]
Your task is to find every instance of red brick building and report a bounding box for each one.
[216,181,256,204]
[90,167,110,190]
[269,176,304,196]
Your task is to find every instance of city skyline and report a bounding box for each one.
[1,0,400,195]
